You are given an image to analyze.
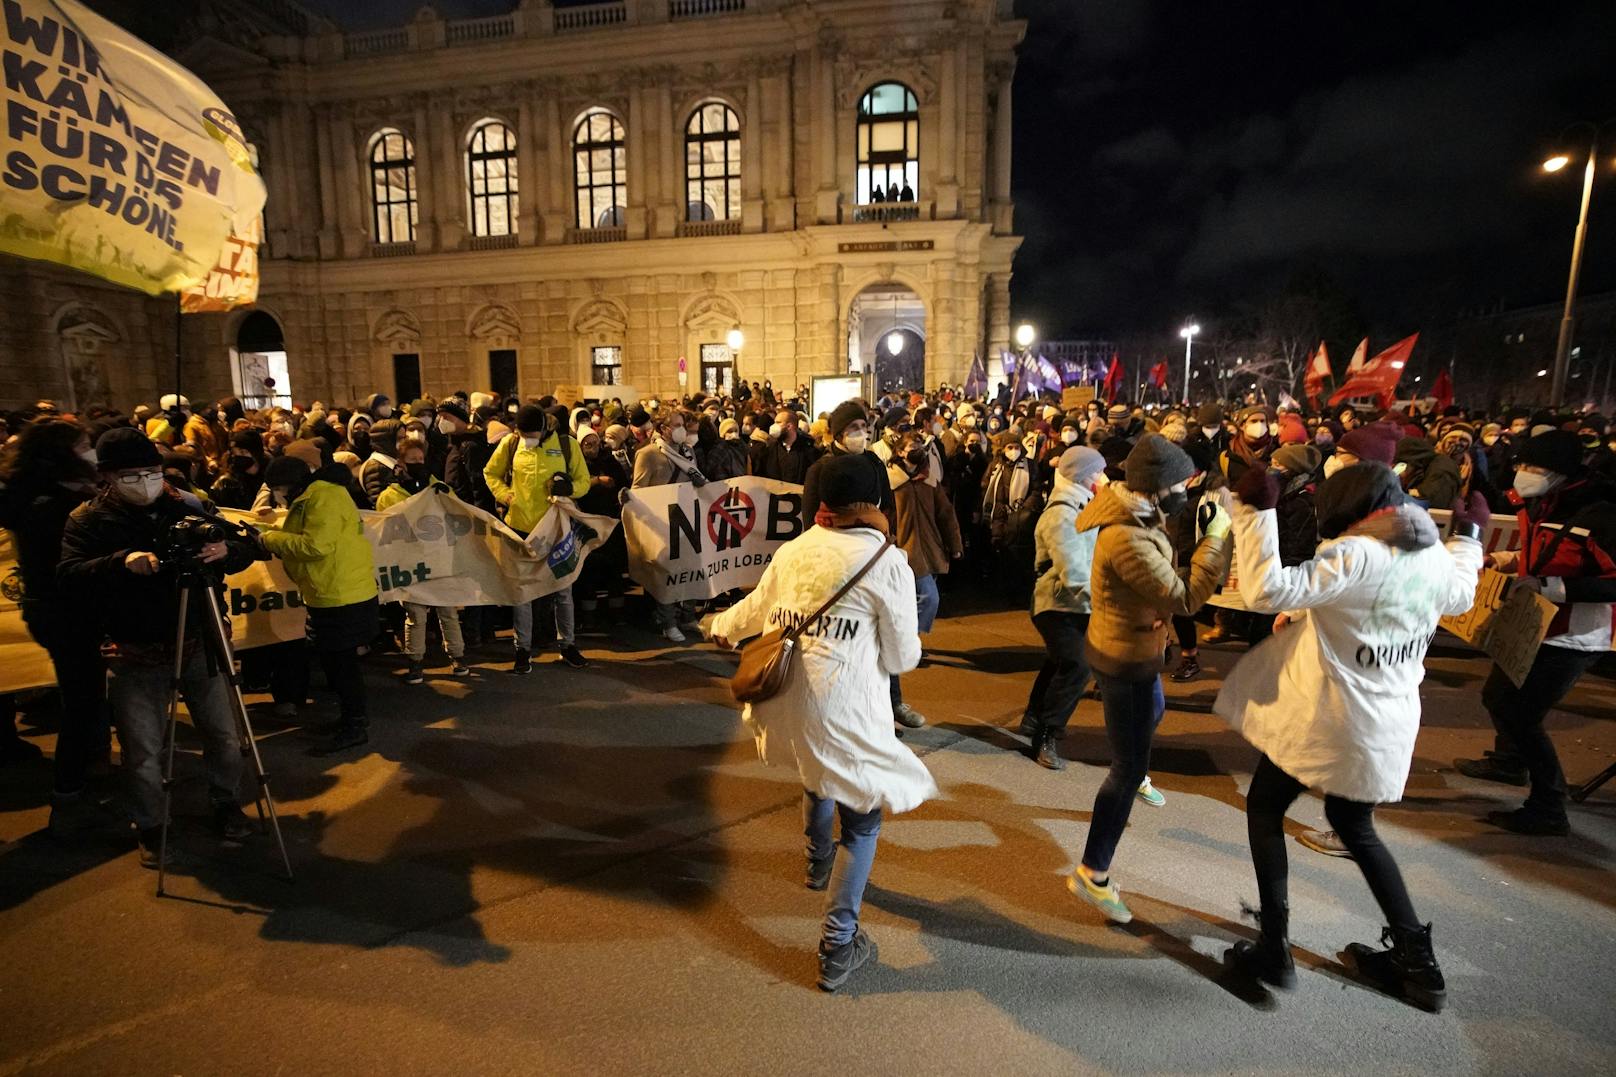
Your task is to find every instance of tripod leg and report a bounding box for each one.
[202,588,294,883]
[157,585,191,899]
[1570,760,1616,803]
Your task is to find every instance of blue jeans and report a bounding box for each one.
[1081,672,1165,873]
[915,573,939,634]
[804,791,883,947]
[514,588,574,651]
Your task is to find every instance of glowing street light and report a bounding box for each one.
[1014,323,1036,349]
[1540,121,1613,407]
[726,327,744,385]
[1179,322,1200,403]
[1542,154,1570,173]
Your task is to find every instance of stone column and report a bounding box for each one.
[624,88,648,239]
[331,109,367,257]
[411,99,436,248]
[655,83,677,238]
[313,104,340,258]
[433,99,464,249]
[741,75,764,232]
[990,72,1013,233]
[934,45,960,218]
[517,96,542,243]
[543,96,570,237]
[812,45,839,223]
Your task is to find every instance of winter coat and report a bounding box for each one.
[1490,477,1616,650]
[1031,480,1098,617]
[1274,475,1319,567]
[1396,438,1460,509]
[259,468,379,609]
[208,471,262,510]
[360,454,396,505]
[700,437,750,482]
[580,448,629,518]
[0,477,91,615]
[1214,502,1482,803]
[442,430,485,506]
[1077,484,1231,678]
[893,475,962,577]
[484,431,591,532]
[981,456,1040,550]
[711,524,936,814]
[801,446,894,530]
[757,435,820,485]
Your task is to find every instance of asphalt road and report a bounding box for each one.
[2,596,1614,1076]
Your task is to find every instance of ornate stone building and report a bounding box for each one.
[0,0,1025,409]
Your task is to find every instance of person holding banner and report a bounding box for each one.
[631,407,709,644]
[259,447,380,756]
[711,454,935,992]
[376,439,469,684]
[486,405,592,669]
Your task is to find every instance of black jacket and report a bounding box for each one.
[700,438,750,482]
[800,445,893,530]
[58,487,260,650]
[0,477,92,615]
[758,435,820,485]
[443,429,486,507]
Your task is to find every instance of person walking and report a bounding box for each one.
[1217,463,1485,1012]
[711,454,934,992]
[1067,434,1232,923]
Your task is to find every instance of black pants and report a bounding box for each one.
[1172,615,1198,652]
[24,607,109,796]
[1026,611,1090,736]
[317,650,368,721]
[1482,644,1602,815]
[1245,754,1419,934]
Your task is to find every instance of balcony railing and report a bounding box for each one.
[467,232,521,250]
[370,240,416,257]
[556,2,627,32]
[566,226,628,244]
[852,201,924,223]
[677,218,743,238]
[344,27,407,58]
[446,13,516,45]
[671,0,746,19]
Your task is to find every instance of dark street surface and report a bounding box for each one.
[3,597,1614,1075]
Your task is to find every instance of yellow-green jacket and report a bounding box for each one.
[375,479,454,511]
[260,476,378,608]
[483,431,590,533]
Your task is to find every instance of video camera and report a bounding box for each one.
[156,513,260,574]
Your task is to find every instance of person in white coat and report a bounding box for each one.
[711,454,935,992]
[1216,461,1485,1013]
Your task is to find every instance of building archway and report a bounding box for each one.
[848,284,925,393]
[234,310,290,409]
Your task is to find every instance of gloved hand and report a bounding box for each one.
[1451,492,1491,535]
[1233,466,1281,511]
[1201,501,1232,541]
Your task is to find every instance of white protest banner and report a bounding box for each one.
[524,497,618,598]
[0,0,266,294]
[0,529,55,693]
[622,477,804,603]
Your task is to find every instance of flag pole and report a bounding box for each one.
[173,294,183,397]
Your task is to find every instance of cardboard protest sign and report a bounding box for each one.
[622,477,803,603]
[1439,567,1556,688]
[1061,386,1096,411]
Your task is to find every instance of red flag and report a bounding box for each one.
[1345,337,1368,374]
[1431,368,1453,413]
[1327,333,1418,410]
[1102,353,1124,403]
[1148,360,1168,389]
[1304,341,1331,404]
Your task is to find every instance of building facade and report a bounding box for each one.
[0,0,1025,410]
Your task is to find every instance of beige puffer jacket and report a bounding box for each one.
[1076,484,1231,678]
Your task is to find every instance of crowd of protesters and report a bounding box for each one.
[3,375,1613,1002]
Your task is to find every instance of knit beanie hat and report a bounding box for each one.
[1159,416,1188,444]
[718,417,740,439]
[627,405,652,429]
[515,404,548,434]
[1516,429,1586,477]
[1337,423,1400,466]
[1276,413,1307,445]
[1272,443,1322,476]
[369,418,401,456]
[1057,446,1106,488]
[283,438,325,471]
[1123,434,1195,492]
[437,399,469,424]
[1316,461,1405,539]
[1107,402,1130,423]
[818,453,882,509]
[95,426,161,470]
[602,423,628,446]
[1196,403,1224,427]
[829,400,868,440]
[1236,405,1275,426]
[878,406,911,432]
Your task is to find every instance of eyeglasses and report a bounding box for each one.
[113,469,161,485]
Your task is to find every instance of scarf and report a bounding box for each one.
[1230,433,1271,475]
[655,435,708,485]
[813,502,890,534]
[1112,484,1158,521]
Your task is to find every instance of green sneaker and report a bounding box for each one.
[1136,777,1166,808]
[1068,865,1133,924]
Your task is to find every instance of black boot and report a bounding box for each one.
[1225,903,1296,989]
[1345,923,1446,1013]
[1033,731,1066,771]
[817,929,877,992]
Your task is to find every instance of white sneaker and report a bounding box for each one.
[663,625,687,643]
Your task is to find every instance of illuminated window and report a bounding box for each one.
[685,102,740,221]
[591,345,622,385]
[368,127,417,243]
[573,110,626,229]
[466,120,518,237]
[856,82,918,205]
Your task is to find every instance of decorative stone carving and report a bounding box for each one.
[54,303,119,409]
[572,298,627,341]
[683,293,740,330]
[468,302,522,343]
[835,57,938,106]
[373,308,423,345]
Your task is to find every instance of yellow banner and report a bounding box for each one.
[0,0,266,294]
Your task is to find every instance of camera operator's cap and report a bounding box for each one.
[95,426,162,471]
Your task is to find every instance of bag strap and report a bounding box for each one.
[781,534,894,644]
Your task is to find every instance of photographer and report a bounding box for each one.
[484,404,591,672]
[259,447,380,756]
[58,428,261,867]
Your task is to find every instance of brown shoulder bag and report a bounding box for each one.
[731,536,894,704]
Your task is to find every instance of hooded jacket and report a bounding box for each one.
[1031,478,1099,617]
[484,430,591,533]
[1395,437,1460,509]
[1076,484,1231,677]
[1214,502,1482,803]
[259,465,379,609]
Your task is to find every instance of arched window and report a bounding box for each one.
[685,102,740,222]
[856,82,918,205]
[466,119,518,237]
[369,127,418,244]
[573,109,625,230]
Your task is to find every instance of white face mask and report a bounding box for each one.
[114,471,165,506]
[78,448,98,465]
[931,422,944,437]
[436,417,454,435]
[520,434,543,450]
[1323,455,1346,479]
[1482,434,1499,446]
[1244,423,1268,441]
[841,431,868,454]
[668,427,688,446]
[1202,426,1219,439]
[375,404,393,419]
[1060,429,1079,445]
[960,415,977,429]
[1004,447,1022,462]
[768,423,784,439]
[1514,470,1560,499]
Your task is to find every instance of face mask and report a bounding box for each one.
[520,434,543,450]
[1322,455,1347,480]
[988,419,1004,434]
[841,431,868,454]
[1202,426,1219,439]
[768,423,784,439]
[115,471,165,506]
[1004,447,1022,462]
[1315,431,1333,446]
[375,404,393,419]
[668,427,688,446]
[966,441,983,455]
[1513,470,1560,499]
[1158,490,1188,515]
[960,415,977,429]
[1060,429,1079,445]
[1244,423,1268,441]
[436,417,455,435]
[404,463,430,484]
[78,448,98,465]
[1482,434,1499,447]
[931,422,944,437]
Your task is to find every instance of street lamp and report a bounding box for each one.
[1542,122,1613,408]
[1015,323,1036,349]
[726,327,744,390]
[1179,322,1200,404]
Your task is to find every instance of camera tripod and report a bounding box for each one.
[155,565,294,896]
